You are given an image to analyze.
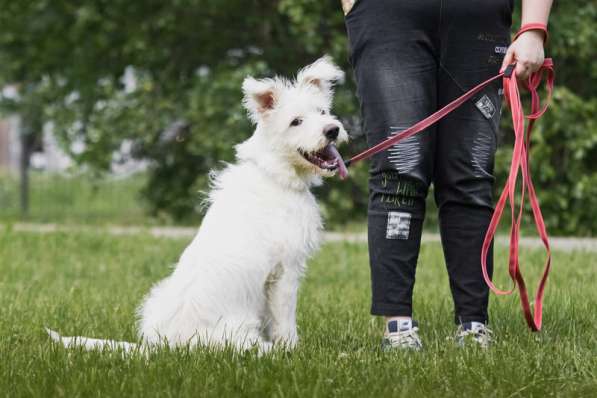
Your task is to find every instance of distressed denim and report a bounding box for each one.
[346,0,513,323]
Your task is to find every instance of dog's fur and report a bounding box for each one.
[47,56,348,353]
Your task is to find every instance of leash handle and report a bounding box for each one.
[481,59,554,331]
[503,63,516,78]
[514,23,549,44]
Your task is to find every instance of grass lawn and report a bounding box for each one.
[0,171,153,226]
[1,230,595,397]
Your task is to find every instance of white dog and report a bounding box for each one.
[47,56,348,353]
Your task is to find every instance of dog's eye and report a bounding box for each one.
[290,118,303,127]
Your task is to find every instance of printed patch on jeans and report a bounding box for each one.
[386,211,411,240]
[475,95,496,119]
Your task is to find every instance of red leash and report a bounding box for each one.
[345,60,555,331]
[481,59,554,331]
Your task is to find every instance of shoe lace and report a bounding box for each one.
[387,327,421,347]
[457,325,493,345]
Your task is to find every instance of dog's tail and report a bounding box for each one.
[45,328,139,353]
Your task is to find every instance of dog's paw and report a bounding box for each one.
[273,330,299,350]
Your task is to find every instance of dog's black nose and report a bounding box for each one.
[324,124,339,141]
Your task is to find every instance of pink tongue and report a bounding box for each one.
[328,144,348,180]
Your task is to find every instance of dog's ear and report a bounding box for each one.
[297,55,345,95]
[242,77,278,123]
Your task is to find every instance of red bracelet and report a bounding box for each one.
[514,23,548,43]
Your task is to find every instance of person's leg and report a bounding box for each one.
[345,0,439,325]
[434,0,512,325]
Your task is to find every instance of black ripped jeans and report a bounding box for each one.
[345,0,513,324]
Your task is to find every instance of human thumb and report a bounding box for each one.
[500,47,515,73]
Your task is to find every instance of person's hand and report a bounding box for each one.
[341,0,356,15]
[501,30,545,81]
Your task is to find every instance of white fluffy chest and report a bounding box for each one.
[275,190,322,260]
[198,163,323,266]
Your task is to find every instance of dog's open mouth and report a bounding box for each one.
[298,144,348,179]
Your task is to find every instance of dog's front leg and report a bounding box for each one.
[266,265,301,349]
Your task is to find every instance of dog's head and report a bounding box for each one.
[238,56,349,182]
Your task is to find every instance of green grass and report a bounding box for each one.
[0,171,154,226]
[1,230,595,397]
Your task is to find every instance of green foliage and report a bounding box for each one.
[491,1,597,236]
[1,230,596,396]
[524,87,597,236]
[0,1,594,234]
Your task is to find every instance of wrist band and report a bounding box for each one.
[514,23,548,43]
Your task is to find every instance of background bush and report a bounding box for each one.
[0,0,594,235]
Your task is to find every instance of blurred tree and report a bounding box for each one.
[0,0,368,224]
[0,0,594,234]
[494,1,597,236]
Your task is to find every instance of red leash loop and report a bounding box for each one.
[481,59,554,331]
[514,23,549,44]
[346,60,555,331]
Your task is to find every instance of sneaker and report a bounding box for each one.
[455,321,493,348]
[381,319,422,351]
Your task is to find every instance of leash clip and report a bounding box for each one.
[504,63,516,78]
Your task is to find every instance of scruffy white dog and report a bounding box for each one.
[48,56,348,353]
